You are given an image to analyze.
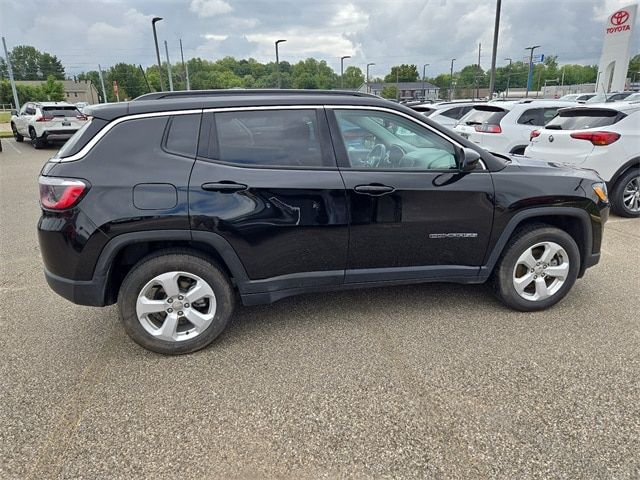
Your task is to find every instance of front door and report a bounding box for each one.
[189,107,349,290]
[327,107,494,283]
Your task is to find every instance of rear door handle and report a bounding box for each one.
[201,182,248,193]
[353,184,395,196]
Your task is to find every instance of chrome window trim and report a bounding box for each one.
[54,104,486,171]
[53,109,202,162]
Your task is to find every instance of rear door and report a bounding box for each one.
[189,107,349,289]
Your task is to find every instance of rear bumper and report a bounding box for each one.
[44,129,77,138]
[44,268,108,307]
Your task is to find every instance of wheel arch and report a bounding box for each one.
[92,230,249,305]
[608,157,640,188]
[482,207,593,279]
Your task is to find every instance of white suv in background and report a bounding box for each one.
[526,102,640,217]
[10,102,87,149]
[409,102,483,130]
[453,100,573,155]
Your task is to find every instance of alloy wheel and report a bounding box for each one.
[622,176,640,213]
[512,241,569,301]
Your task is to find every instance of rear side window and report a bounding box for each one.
[440,107,461,119]
[461,107,508,125]
[545,109,624,130]
[55,117,109,158]
[43,106,80,117]
[517,108,560,126]
[163,114,200,158]
[211,109,329,168]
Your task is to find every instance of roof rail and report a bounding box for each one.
[134,89,378,101]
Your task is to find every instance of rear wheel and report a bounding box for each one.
[11,123,23,142]
[611,169,640,218]
[491,224,580,311]
[29,128,46,149]
[118,251,235,354]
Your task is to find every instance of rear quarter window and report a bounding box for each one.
[163,113,201,158]
[545,109,625,130]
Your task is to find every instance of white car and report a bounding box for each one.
[409,102,483,129]
[10,101,87,149]
[453,100,573,155]
[558,93,596,103]
[525,102,640,217]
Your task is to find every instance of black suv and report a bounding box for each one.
[38,90,609,354]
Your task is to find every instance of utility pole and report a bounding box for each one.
[151,17,164,91]
[1,37,20,111]
[164,40,174,91]
[504,57,512,98]
[488,0,502,98]
[476,43,482,99]
[525,45,540,98]
[98,64,108,103]
[340,55,351,89]
[275,39,286,88]
[179,38,190,90]
[366,63,375,93]
[422,63,429,100]
[139,65,151,93]
[449,58,456,101]
[396,69,399,101]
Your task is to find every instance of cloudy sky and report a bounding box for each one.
[1,0,638,77]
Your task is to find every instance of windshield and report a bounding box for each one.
[544,109,622,130]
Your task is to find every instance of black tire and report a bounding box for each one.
[11,123,23,142]
[610,168,640,218]
[490,224,580,311]
[118,250,235,355]
[29,128,46,149]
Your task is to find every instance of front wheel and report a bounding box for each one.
[118,251,235,354]
[611,169,640,218]
[491,225,580,311]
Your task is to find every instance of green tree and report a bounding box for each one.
[108,63,147,100]
[627,54,640,81]
[0,45,65,80]
[41,76,64,101]
[342,66,364,89]
[381,85,398,99]
[384,64,419,83]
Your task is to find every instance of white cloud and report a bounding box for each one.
[203,34,229,41]
[190,0,233,17]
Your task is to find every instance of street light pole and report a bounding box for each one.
[340,55,351,89]
[422,63,429,100]
[488,0,502,98]
[449,58,456,101]
[164,40,174,91]
[504,57,512,98]
[525,45,540,98]
[366,63,375,93]
[179,38,190,90]
[151,17,164,91]
[275,39,286,88]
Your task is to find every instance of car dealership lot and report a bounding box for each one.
[1,142,639,478]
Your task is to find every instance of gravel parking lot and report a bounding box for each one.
[1,140,639,479]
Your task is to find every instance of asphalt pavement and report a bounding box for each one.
[1,139,639,479]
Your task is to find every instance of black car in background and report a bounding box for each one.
[37,90,609,354]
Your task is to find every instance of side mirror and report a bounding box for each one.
[460,147,482,172]
[11,109,18,116]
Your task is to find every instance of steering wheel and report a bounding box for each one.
[366,144,387,168]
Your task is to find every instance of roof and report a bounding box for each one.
[87,90,403,121]
[558,101,640,114]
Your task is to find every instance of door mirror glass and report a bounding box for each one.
[11,109,18,116]
[461,147,482,171]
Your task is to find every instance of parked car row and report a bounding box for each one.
[408,97,639,218]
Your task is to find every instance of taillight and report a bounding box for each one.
[76,114,88,120]
[475,124,502,134]
[530,130,541,141]
[36,115,54,122]
[39,176,88,210]
[570,131,620,146]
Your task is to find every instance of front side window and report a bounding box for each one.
[212,109,327,168]
[334,109,457,170]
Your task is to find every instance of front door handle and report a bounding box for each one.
[201,182,248,193]
[354,184,395,196]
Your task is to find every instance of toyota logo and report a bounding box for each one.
[611,10,629,26]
